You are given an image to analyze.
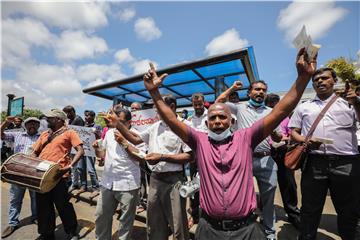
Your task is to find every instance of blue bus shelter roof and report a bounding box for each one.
[83,46,259,107]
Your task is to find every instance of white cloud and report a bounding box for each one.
[116,8,136,22]
[77,63,127,82]
[1,63,86,111]
[114,48,135,64]
[55,30,108,60]
[131,59,158,75]
[2,2,109,30]
[205,28,249,56]
[2,18,54,67]
[134,17,162,42]
[277,1,347,42]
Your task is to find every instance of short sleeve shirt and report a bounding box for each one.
[289,94,358,155]
[32,128,83,169]
[3,131,40,154]
[101,128,140,191]
[187,120,264,219]
[138,119,191,172]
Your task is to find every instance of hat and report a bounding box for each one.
[24,117,40,125]
[44,109,67,121]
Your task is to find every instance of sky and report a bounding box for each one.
[1,1,359,116]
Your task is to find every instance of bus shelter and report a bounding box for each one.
[83,46,260,107]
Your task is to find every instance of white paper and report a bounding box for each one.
[36,161,52,171]
[292,25,321,59]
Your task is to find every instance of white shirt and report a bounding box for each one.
[188,109,208,132]
[101,128,141,191]
[139,118,192,172]
[289,94,359,155]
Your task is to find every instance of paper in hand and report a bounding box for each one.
[292,25,321,59]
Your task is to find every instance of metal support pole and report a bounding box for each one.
[6,94,15,116]
[215,76,225,99]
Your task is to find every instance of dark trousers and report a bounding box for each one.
[195,216,266,240]
[300,154,360,240]
[271,147,300,219]
[189,161,200,222]
[36,178,78,236]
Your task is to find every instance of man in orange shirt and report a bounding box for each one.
[32,109,84,240]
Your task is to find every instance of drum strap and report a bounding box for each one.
[34,127,69,156]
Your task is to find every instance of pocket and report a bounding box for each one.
[330,110,353,127]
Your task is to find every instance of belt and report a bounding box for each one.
[308,154,360,161]
[200,210,256,231]
[253,151,271,158]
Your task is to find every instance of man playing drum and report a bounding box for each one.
[1,116,41,238]
[31,109,84,240]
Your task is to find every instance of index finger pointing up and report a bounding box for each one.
[149,62,156,71]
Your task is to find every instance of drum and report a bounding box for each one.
[1,153,61,193]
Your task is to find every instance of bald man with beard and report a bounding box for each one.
[141,48,317,239]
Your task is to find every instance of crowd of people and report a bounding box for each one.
[1,48,360,240]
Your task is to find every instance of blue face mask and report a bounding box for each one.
[208,127,232,142]
[248,99,265,107]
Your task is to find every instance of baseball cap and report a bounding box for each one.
[44,109,67,121]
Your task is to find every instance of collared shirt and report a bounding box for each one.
[100,128,140,191]
[226,102,276,153]
[289,94,358,155]
[188,109,208,132]
[3,131,40,154]
[187,120,264,219]
[32,127,83,169]
[138,118,191,172]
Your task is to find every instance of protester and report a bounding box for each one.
[31,109,84,240]
[289,67,360,240]
[216,80,282,239]
[84,110,101,197]
[93,107,140,240]
[110,94,192,240]
[141,48,316,239]
[129,102,149,214]
[186,93,208,228]
[63,105,86,193]
[1,116,40,238]
[265,93,301,229]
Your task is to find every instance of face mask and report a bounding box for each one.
[208,127,232,142]
[248,99,265,107]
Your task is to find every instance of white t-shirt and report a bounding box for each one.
[101,128,141,191]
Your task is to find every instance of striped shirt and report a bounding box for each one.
[3,131,40,154]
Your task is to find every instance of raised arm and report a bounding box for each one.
[215,81,243,103]
[263,48,317,138]
[0,116,15,139]
[144,63,189,143]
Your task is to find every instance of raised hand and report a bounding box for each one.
[98,110,119,128]
[345,88,359,106]
[143,62,168,92]
[231,81,243,91]
[296,47,317,78]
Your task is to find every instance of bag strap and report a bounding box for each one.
[304,95,338,143]
[35,127,69,155]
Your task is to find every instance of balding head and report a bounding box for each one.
[207,103,232,134]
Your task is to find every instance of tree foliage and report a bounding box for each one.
[326,57,360,86]
[1,108,43,122]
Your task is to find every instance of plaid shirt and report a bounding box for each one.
[3,131,40,154]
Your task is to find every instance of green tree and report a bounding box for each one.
[326,57,360,86]
[1,108,43,122]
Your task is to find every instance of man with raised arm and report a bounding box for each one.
[142,48,317,240]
